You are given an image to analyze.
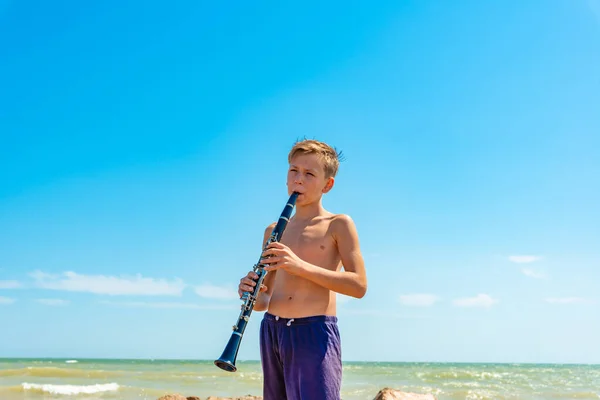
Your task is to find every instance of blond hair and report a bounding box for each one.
[288,139,343,178]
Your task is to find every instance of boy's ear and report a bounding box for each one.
[322,177,335,193]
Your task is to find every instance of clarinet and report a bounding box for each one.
[214,191,299,372]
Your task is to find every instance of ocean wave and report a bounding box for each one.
[0,366,122,378]
[343,365,364,371]
[22,382,120,395]
[416,369,521,382]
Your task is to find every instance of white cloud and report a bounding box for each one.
[0,296,16,305]
[521,268,547,279]
[0,280,21,289]
[98,300,234,310]
[545,297,593,305]
[36,299,70,306]
[453,294,499,308]
[508,255,542,264]
[399,293,439,307]
[29,270,186,296]
[194,283,239,300]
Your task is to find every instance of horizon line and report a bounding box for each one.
[1,357,598,366]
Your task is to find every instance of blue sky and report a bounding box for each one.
[1,0,599,364]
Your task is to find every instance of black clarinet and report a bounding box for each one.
[214,191,299,372]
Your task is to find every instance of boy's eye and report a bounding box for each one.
[307,173,314,176]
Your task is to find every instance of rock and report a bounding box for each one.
[158,389,435,400]
[206,397,262,400]
[157,395,261,400]
[373,388,437,400]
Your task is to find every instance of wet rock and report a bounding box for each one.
[157,395,188,400]
[158,395,261,400]
[373,388,437,400]
[159,388,436,400]
[205,396,262,400]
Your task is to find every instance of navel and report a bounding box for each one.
[288,296,293,300]
[320,245,326,250]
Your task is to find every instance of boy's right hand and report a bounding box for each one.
[238,271,267,298]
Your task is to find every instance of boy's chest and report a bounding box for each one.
[280,221,336,262]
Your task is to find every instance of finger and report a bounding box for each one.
[241,278,256,286]
[262,249,282,259]
[264,263,279,271]
[260,284,268,292]
[239,284,255,292]
[261,248,275,257]
[268,242,285,249]
[247,271,259,279]
[261,256,281,265]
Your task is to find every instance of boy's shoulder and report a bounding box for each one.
[301,211,360,244]
[328,213,359,241]
[329,212,354,224]
[321,211,355,226]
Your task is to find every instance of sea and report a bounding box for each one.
[0,358,599,400]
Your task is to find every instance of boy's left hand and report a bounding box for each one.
[261,242,306,274]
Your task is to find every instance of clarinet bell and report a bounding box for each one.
[214,331,242,372]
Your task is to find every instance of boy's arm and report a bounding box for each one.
[253,222,277,311]
[264,214,367,298]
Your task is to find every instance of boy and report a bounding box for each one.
[237,139,368,400]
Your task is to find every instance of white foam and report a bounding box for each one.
[22,382,119,395]
[65,360,78,363]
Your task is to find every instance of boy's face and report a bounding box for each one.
[287,153,334,204]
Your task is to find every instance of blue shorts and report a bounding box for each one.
[259,312,342,400]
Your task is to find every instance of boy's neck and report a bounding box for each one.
[293,200,327,221]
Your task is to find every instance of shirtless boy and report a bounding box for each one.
[237,139,368,400]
